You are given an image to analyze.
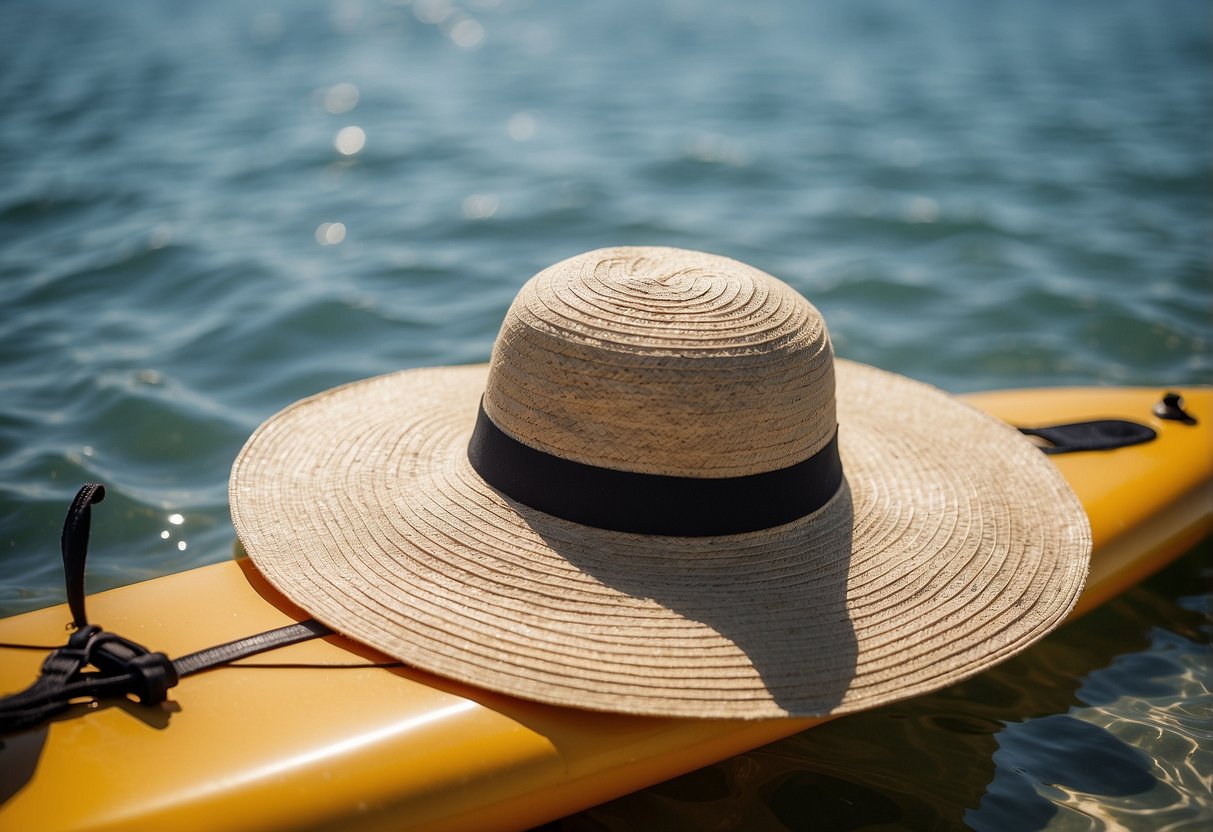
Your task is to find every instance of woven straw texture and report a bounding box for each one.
[230,248,1090,719]
[484,247,835,477]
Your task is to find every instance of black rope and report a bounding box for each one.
[0,485,333,734]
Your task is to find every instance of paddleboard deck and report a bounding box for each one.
[1,386,1210,832]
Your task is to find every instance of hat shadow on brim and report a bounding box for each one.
[507,482,859,717]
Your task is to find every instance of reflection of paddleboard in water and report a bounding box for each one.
[1,385,1206,832]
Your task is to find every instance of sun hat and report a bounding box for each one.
[229,247,1090,719]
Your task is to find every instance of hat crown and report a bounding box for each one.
[482,247,837,478]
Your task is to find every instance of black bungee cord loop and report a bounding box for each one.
[0,484,331,734]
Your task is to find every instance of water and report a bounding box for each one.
[1,0,1209,828]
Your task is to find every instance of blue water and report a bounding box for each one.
[1,1,1209,828]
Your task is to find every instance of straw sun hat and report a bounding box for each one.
[230,247,1090,719]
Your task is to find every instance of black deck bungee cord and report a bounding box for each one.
[0,484,333,734]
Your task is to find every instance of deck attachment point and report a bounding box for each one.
[1153,392,1197,425]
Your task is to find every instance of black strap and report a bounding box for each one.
[61,483,104,630]
[1019,419,1156,455]
[468,402,845,536]
[0,485,332,734]
[172,620,332,677]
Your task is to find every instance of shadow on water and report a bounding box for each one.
[514,485,859,718]
[974,715,1156,831]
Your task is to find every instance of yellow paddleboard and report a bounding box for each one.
[1,386,1209,832]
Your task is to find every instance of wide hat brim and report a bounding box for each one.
[229,359,1090,719]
